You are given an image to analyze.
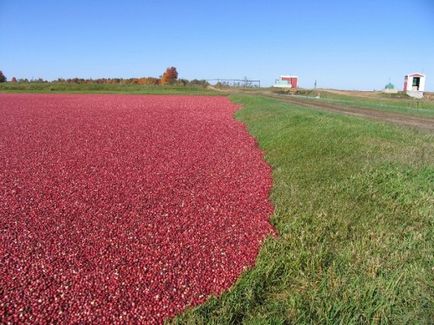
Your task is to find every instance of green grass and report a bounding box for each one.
[0,82,220,95]
[171,95,434,324]
[316,91,434,118]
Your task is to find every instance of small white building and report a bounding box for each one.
[404,72,426,98]
[273,75,298,89]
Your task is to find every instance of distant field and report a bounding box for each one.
[313,89,434,118]
[0,82,219,96]
[173,95,434,324]
[2,82,433,118]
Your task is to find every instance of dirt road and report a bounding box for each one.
[262,93,434,131]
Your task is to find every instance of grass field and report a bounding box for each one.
[172,95,434,324]
[313,90,434,118]
[269,88,434,118]
[0,82,219,96]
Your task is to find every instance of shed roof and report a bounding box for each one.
[406,72,425,77]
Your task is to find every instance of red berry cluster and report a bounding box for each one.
[0,94,274,324]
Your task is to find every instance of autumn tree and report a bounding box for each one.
[11,77,17,83]
[0,71,6,83]
[160,67,178,85]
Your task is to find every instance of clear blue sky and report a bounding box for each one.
[1,0,433,90]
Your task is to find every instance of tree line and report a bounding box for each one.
[0,67,210,87]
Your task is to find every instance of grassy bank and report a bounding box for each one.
[316,91,434,118]
[271,88,434,118]
[0,82,219,95]
[172,95,434,323]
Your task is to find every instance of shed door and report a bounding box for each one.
[412,77,420,91]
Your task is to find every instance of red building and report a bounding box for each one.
[281,75,298,88]
[273,75,298,88]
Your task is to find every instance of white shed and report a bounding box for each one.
[404,72,426,98]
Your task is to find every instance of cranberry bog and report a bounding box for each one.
[2,93,433,324]
[0,94,274,323]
